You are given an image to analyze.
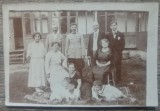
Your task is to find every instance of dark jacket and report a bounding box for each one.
[87,31,106,58]
[107,31,125,61]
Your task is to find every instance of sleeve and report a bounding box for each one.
[44,53,51,74]
[60,52,68,68]
[76,71,81,79]
[81,35,86,56]
[65,35,69,56]
[42,43,46,57]
[93,50,98,65]
[45,35,49,52]
[110,49,115,68]
[60,52,67,61]
[87,35,91,56]
[121,33,125,51]
[26,43,32,58]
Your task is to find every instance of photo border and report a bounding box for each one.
[2,2,159,107]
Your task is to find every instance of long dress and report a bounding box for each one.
[92,49,112,84]
[45,50,69,100]
[27,41,46,87]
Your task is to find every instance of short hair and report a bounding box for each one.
[51,41,61,47]
[110,21,118,25]
[70,23,77,27]
[32,32,42,39]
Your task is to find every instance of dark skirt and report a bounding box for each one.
[92,65,111,84]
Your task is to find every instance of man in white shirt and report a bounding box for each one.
[87,22,106,65]
[45,25,62,52]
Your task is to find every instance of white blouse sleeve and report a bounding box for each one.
[45,52,51,74]
[41,43,46,57]
[27,43,32,58]
[60,52,67,68]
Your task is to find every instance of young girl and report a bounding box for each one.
[68,63,81,90]
[62,77,80,103]
[27,32,46,95]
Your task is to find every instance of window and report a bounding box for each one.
[98,11,105,33]
[60,11,67,34]
[24,13,31,35]
[127,12,137,32]
[60,11,78,34]
[86,11,94,34]
[24,12,49,37]
[77,11,86,34]
[41,12,49,34]
[32,12,40,32]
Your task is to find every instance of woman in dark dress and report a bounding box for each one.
[92,38,113,84]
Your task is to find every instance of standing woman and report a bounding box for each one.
[92,38,113,84]
[27,32,46,95]
[65,23,86,75]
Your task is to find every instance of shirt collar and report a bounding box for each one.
[112,30,118,34]
[94,29,99,34]
[70,71,76,78]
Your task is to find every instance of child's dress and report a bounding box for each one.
[27,41,46,88]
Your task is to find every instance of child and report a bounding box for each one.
[27,32,46,95]
[68,63,81,90]
[62,77,80,103]
[92,80,124,101]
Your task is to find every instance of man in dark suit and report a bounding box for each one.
[107,21,125,84]
[87,22,106,66]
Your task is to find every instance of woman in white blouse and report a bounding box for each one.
[27,32,46,95]
[45,41,69,101]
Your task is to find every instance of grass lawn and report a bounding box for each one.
[9,57,146,106]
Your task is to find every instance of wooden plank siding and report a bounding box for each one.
[0,0,159,111]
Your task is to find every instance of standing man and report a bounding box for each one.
[107,21,125,84]
[65,23,86,75]
[87,22,106,66]
[45,24,62,52]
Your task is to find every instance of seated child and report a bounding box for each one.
[92,80,125,101]
[68,63,81,94]
[62,77,80,103]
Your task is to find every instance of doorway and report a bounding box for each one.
[13,18,24,50]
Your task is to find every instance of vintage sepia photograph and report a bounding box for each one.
[3,2,158,107]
